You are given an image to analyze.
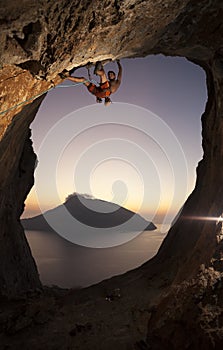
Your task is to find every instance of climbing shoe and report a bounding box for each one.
[59,70,70,79]
[96,97,102,103]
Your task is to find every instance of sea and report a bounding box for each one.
[25,225,168,289]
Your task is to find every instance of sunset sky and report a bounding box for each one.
[24,55,207,225]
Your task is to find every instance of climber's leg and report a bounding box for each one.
[94,61,107,84]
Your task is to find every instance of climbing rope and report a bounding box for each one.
[0,60,114,116]
[0,80,89,116]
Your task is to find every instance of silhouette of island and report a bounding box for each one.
[22,193,156,232]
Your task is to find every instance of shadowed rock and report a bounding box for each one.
[0,0,223,348]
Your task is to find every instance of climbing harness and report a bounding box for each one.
[86,63,111,98]
[87,81,111,98]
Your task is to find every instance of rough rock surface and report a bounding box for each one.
[146,265,223,349]
[0,97,43,296]
[0,0,223,348]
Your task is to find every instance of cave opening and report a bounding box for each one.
[1,1,223,347]
[22,55,207,289]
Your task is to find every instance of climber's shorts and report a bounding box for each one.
[87,81,111,98]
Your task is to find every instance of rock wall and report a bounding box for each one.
[0,97,44,296]
[0,0,222,325]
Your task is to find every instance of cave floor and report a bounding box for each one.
[0,268,168,350]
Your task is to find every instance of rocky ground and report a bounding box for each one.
[1,263,223,350]
[0,266,168,350]
[146,265,223,349]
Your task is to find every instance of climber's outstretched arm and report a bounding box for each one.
[66,76,90,86]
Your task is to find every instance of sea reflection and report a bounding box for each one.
[25,226,167,288]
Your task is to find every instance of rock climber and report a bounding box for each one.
[60,60,122,106]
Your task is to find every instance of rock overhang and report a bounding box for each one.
[0,0,223,299]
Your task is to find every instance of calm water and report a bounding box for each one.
[25,227,167,289]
